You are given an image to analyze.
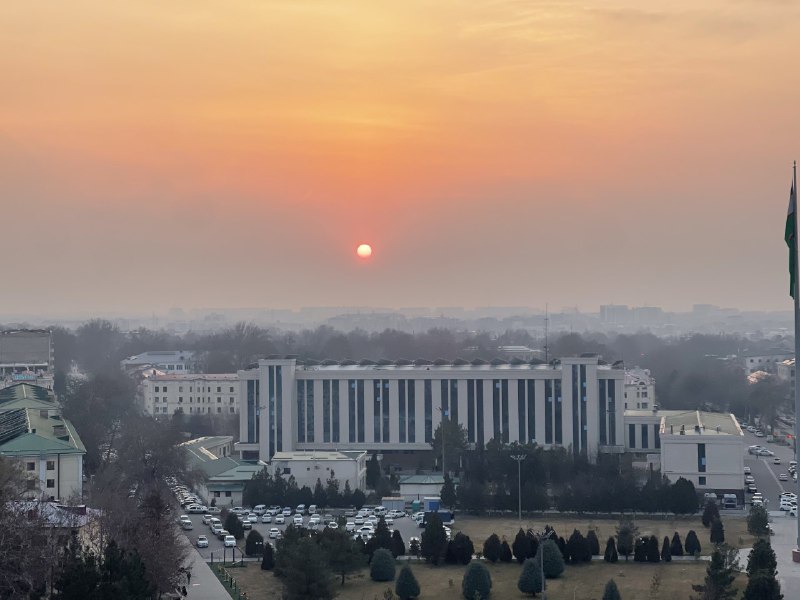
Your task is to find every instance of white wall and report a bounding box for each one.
[661,434,743,491]
[142,376,240,417]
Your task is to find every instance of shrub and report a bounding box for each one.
[224,512,245,540]
[661,536,671,563]
[587,529,600,556]
[603,537,618,563]
[517,558,543,597]
[462,562,492,600]
[512,529,531,564]
[646,535,660,563]
[421,514,447,565]
[245,529,264,556]
[409,538,421,557]
[747,505,769,537]
[392,530,406,558]
[670,532,684,556]
[669,477,699,514]
[702,500,720,527]
[711,518,725,544]
[499,541,513,563]
[370,549,396,582]
[633,537,646,562]
[483,534,502,563]
[536,539,565,579]
[602,579,622,600]
[261,542,274,570]
[395,565,420,600]
[685,530,702,556]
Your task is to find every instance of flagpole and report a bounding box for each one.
[794,160,800,554]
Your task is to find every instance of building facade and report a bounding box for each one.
[624,368,655,410]
[141,373,240,417]
[121,350,197,373]
[268,451,368,491]
[0,329,53,377]
[235,356,626,463]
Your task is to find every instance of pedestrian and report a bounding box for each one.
[181,585,187,596]
[186,569,192,586]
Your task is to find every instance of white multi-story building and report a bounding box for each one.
[235,356,626,462]
[743,352,793,376]
[142,374,240,417]
[121,350,197,374]
[624,368,655,410]
[268,450,368,491]
[777,359,795,386]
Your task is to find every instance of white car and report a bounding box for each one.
[744,466,751,474]
[274,515,285,524]
[224,535,236,547]
[327,521,338,529]
[247,513,258,523]
[345,521,356,532]
[354,516,364,525]
[282,507,293,516]
[780,473,789,481]
[745,476,755,484]
[790,507,798,517]
[211,523,223,536]
[207,506,221,515]
[253,505,267,515]
[387,510,405,519]
[293,515,304,526]
[358,526,374,536]
[261,514,272,523]
[196,535,209,548]
[201,514,213,525]
[774,457,782,464]
[269,527,281,539]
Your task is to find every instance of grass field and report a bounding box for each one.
[453,514,754,552]
[231,559,746,600]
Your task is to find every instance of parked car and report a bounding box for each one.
[780,473,789,481]
[774,457,782,464]
[216,529,230,541]
[344,508,357,517]
[747,484,758,493]
[224,535,236,548]
[269,528,281,539]
[744,466,751,474]
[274,515,285,524]
[196,535,209,548]
[253,505,267,515]
[745,476,755,484]
[207,506,221,515]
[296,504,306,515]
[261,514,272,523]
[387,510,405,519]
[242,520,252,530]
[345,521,356,532]
[201,514,213,525]
[293,515,303,526]
[308,505,318,515]
[181,520,193,530]
[327,521,338,529]
[247,513,258,523]
[354,516,364,525]
[211,523,223,536]
[282,507,292,516]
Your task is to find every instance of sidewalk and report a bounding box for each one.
[180,542,232,599]
[738,513,800,591]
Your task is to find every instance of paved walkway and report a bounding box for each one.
[180,541,232,599]
[738,512,800,592]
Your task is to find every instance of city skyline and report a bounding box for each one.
[2,1,799,315]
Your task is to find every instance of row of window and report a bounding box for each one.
[153,396,236,404]
[153,385,236,393]
[26,478,56,490]
[627,423,661,450]
[155,406,235,414]
[26,460,56,471]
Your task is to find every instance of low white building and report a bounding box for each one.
[624,368,655,410]
[743,352,792,376]
[141,373,240,417]
[181,436,263,507]
[398,474,445,501]
[268,450,368,491]
[121,350,197,374]
[777,359,795,386]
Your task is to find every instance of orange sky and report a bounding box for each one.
[1,1,799,316]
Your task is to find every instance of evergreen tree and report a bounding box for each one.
[669,477,699,514]
[616,515,638,561]
[396,565,421,600]
[441,473,457,508]
[710,518,725,545]
[225,512,245,540]
[661,536,672,563]
[319,529,366,586]
[633,537,647,562]
[747,505,770,536]
[685,530,702,556]
[536,539,565,579]
[462,562,492,600]
[281,537,335,600]
[392,529,406,558]
[526,531,540,560]
[370,548,396,582]
[513,528,531,564]
[646,535,661,563]
[342,480,353,507]
[691,545,738,600]
[670,532,684,556]
[351,488,366,510]
[447,532,473,565]
[366,452,381,489]
[500,540,513,562]
[374,516,393,551]
[483,533,502,563]
[261,543,274,570]
[421,513,447,565]
[245,529,264,556]
[746,538,778,578]
[603,537,618,563]
[744,572,783,600]
[325,472,341,507]
[409,537,421,557]
[702,500,720,527]
[587,529,601,556]
[313,478,327,508]
[557,536,569,562]
[518,558,543,597]
[602,579,622,600]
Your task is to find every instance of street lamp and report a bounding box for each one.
[510,454,526,523]
[436,406,448,475]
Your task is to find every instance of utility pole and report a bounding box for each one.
[511,454,526,522]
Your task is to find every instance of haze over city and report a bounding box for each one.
[2,0,799,315]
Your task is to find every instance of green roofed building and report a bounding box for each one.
[0,383,86,501]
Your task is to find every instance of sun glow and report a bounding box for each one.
[356,243,373,259]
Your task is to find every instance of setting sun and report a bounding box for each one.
[356,244,373,259]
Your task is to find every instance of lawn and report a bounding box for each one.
[453,514,754,553]
[231,559,746,600]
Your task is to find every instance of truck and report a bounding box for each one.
[419,509,455,527]
[423,497,441,512]
[381,497,406,512]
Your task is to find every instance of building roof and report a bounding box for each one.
[180,436,234,464]
[624,368,654,386]
[0,330,51,366]
[659,410,742,437]
[270,451,364,462]
[121,351,195,366]
[147,373,238,382]
[0,383,54,406]
[399,475,445,486]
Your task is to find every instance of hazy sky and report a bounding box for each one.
[2,1,799,316]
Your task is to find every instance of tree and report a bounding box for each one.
[374,516,394,552]
[633,537,647,562]
[702,500,720,527]
[432,419,469,474]
[747,505,770,536]
[744,573,784,600]
[603,537,618,563]
[671,532,684,557]
[409,538,421,557]
[441,474,457,508]
[447,532,473,565]
[567,529,591,564]
[280,537,335,600]
[483,534,502,563]
[602,579,622,600]
[396,564,421,600]
[646,535,660,563]
[392,530,406,558]
[462,562,492,600]
[500,540,513,562]
[370,548,396,582]
[710,518,725,544]
[261,542,275,570]
[313,478,327,508]
[661,536,672,562]
[691,544,738,600]
[319,530,366,586]
[685,530,702,556]
[421,513,447,565]
[587,529,600,556]
[245,530,264,556]
[518,558,543,597]
[225,512,245,540]
[669,477,699,514]
[513,529,532,564]
[746,538,778,579]
[352,488,366,510]
[616,515,638,561]
[536,539,565,579]
[366,453,382,489]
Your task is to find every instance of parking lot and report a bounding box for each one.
[180,508,427,561]
[743,428,797,510]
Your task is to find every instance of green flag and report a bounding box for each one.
[786,179,797,298]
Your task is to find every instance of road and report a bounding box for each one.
[742,429,797,510]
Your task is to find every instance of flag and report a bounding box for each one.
[786,179,797,298]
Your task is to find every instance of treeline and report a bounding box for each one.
[243,468,368,510]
